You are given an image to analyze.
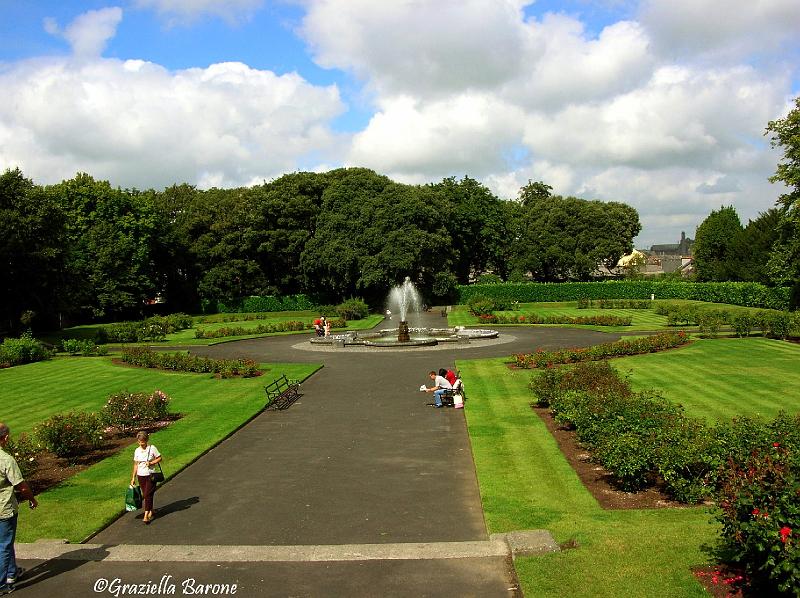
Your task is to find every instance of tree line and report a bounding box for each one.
[1,167,640,331]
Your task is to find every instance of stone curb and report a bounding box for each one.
[16,530,559,563]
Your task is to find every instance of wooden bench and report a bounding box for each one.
[439,378,466,408]
[264,374,301,410]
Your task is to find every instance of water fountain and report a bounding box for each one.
[309,277,498,348]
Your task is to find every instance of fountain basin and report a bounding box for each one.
[308,327,498,348]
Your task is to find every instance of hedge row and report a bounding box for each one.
[194,318,347,339]
[211,294,316,313]
[655,303,798,339]
[577,298,652,309]
[458,281,791,310]
[121,347,261,377]
[480,313,632,326]
[513,330,689,368]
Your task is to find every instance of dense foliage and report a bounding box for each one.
[458,281,790,310]
[35,412,104,459]
[480,313,632,326]
[0,333,54,368]
[0,167,641,332]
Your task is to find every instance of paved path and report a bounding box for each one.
[15,314,616,597]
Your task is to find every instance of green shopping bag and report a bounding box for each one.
[125,485,143,511]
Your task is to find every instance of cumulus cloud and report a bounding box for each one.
[0,11,344,189]
[44,7,123,58]
[347,93,524,179]
[301,0,533,97]
[134,0,264,24]
[639,0,800,58]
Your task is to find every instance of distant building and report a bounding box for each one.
[649,231,693,257]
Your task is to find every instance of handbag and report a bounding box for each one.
[151,463,165,484]
[147,446,165,484]
[125,485,143,511]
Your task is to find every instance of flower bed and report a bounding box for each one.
[482,313,632,326]
[513,330,689,368]
[120,347,261,377]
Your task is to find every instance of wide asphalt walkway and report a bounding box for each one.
[14,314,616,597]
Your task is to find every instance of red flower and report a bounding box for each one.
[780,527,792,543]
[752,508,760,515]
[773,442,781,447]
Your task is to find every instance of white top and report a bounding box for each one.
[133,444,161,477]
[434,375,452,389]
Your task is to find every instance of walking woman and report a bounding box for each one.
[130,431,162,524]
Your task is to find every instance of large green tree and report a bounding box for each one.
[0,168,67,331]
[766,96,800,306]
[725,209,781,285]
[512,191,641,281]
[693,206,743,282]
[49,173,160,318]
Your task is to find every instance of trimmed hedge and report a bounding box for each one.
[458,281,791,310]
[214,294,316,313]
[0,333,53,368]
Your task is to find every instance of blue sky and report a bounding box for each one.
[1,0,799,245]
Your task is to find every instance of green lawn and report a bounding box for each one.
[45,312,384,347]
[618,337,800,421]
[460,357,711,597]
[2,357,321,542]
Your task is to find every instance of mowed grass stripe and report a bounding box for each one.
[620,338,800,421]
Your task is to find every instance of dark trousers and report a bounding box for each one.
[137,475,156,511]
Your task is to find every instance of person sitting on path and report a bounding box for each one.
[423,370,452,408]
[0,422,38,595]
[440,368,457,387]
[130,431,162,524]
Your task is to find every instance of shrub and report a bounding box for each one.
[594,432,656,491]
[715,444,800,595]
[36,412,104,459]
[732,313,754,337]
[193,318,346,339]
[0,332,53,368]
[529,360,632,407]
[767,313,793,340]
[477,273,503,284]
[102,390,172,431]
[467,294,496,316]
[698,313,724,338]
[5,433,39,478]
[336,298,369,320]
[61,338,108,356]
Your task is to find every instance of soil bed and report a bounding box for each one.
[26,417,179,494]
[532,405,685,510]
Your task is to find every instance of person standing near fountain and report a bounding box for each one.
[423,370,452,408]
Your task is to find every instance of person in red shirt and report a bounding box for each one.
[439,368,457,386]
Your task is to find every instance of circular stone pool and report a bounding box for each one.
[309,327,499,348]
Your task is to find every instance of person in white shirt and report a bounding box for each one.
[130,431,162,524]
[423,370,452,408]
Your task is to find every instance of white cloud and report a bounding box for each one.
[0,51,344,189]
[639,0,800,58]
[521,65,788,170]
[301,0,533,97]
[347,94,524,179]
[134,0,264,24]
[44,7,123,59]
